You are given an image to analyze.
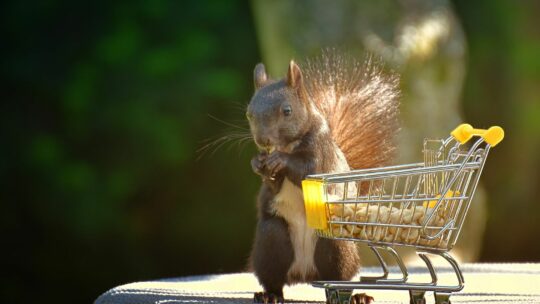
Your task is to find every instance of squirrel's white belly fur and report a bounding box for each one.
[272,142,350,282]
[273,177,318,281]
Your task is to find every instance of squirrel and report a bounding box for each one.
[247,52,400,304]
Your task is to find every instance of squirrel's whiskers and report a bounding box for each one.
[197,114,252,160]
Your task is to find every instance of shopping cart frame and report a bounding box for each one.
[302,124,504,304]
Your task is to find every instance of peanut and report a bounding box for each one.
[326,201,450,247]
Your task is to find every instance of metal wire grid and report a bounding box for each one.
[310,136,489,252]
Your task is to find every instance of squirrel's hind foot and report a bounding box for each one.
[351,293,375,304]
[253,291,284,304]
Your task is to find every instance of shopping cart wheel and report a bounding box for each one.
[434,292,451,304]
[409,290,426,304]
[325,289,352,304]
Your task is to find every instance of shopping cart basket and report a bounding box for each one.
[302,124,504,304]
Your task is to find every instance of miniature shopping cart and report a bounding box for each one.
[302,124,504,304]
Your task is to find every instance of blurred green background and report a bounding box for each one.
[2,0,539,303]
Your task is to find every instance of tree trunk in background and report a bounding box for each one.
[252,0,486,263]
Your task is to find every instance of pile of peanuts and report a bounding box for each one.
[327,201,449,248]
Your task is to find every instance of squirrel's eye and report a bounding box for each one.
[282,105,292,116]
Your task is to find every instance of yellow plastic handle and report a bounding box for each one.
[302,180,328,230]
[451,124,504,147]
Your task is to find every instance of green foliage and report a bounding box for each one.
[2,0,259,302]
[452,0,540,261]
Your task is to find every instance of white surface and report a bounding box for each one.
[95,263,540,303]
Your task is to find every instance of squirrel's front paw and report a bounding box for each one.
[264,151,288,179]
[251,153,268,176]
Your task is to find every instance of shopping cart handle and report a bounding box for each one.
[451,124,504,147]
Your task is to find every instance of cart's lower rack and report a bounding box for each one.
[313,245,463,304]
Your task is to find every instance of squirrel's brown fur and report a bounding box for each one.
[247,51,399,303]
[302,51,400,170]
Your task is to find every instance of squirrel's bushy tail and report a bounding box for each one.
[303,51,400,170]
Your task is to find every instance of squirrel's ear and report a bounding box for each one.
[254,63,267,90]
[286,60,303,89]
